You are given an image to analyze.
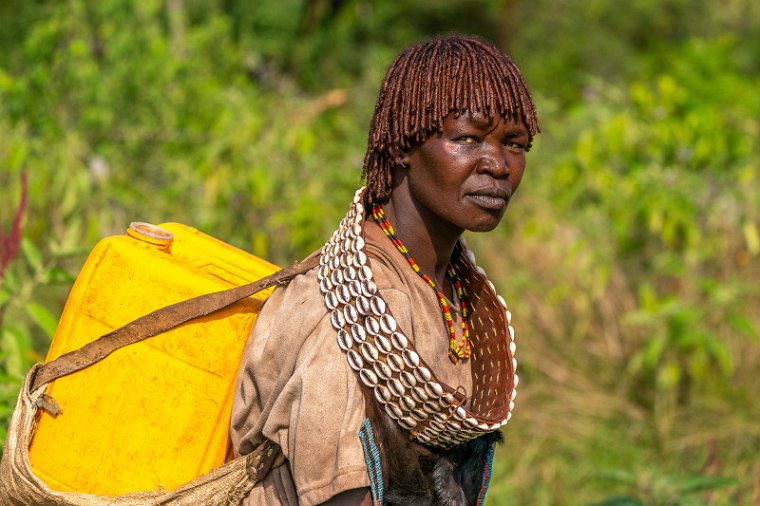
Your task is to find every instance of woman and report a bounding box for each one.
[231,34,539,506]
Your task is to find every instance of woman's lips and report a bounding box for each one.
[466,188,510,210]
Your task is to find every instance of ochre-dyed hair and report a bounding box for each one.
[362,34,540,206]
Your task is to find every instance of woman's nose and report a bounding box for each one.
[476,144,510,178]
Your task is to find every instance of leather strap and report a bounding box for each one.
[31,253,319,392]
[245,439,286,484]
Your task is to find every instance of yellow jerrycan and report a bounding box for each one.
[27,222,278,495]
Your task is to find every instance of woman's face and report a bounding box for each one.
[401,111,530,234]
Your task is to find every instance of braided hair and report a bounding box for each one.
[362,34,540,206]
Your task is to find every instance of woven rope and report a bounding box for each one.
[0,364,286,505]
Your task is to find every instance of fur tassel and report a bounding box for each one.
[365,399,503,506]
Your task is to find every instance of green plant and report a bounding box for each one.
[591,467,739,506]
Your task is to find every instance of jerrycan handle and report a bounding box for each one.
[31,251,320,392]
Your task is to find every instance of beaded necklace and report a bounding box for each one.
[370,204,472,363]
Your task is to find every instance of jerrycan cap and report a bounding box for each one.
[127,222,174,252]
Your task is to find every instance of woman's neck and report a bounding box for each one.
[380,196,462,293]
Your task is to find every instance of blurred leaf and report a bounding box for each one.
[588,497,643,506]
[1,324,31,377]
[25,302,58,338]
[47,266,75,284]
[742,220,759,255]
[676,475,739,493]
[2,269,19,293]
[20,238,43,275]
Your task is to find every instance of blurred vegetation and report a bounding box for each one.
[1,0,759,504]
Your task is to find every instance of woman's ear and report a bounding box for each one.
[399,153,410,168]
[387,145,410,169]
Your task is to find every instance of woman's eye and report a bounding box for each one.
[504,140,529,153]
[455,136,479,144]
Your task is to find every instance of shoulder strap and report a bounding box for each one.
[31,253,320,392]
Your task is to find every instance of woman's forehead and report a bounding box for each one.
[444,110,528,130]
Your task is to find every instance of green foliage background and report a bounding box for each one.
[1,0,758,504]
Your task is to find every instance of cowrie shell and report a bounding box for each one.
[336,284,350,305]
[411,386,429,404]
[319,277,332,294]
[391,332,408,351]
[411,409,428,422]
[370,296,386,316]
[361,342,379,363]
[379,314,397,334]
[343,304,358,324]
[375,334,392,354]
[423,400,439,414]
[325,292,338,311]
[400,371,417,388]
[387,353,404,372]
[398,416,417,430]
[365,316,380,335]
[350,323,367,344]
[374,360,392,380]
[348,280,362,298]
[374,385,391,404]
[424,381,443,398]
[359,368,378,387]
[337,329,352,351]
[330,309,345,329]
[437,434,454,445]
[343,265,357,281]
[440,392,455,407]
[358,266,373,282]
[388,378,405,397]
[347,350,363,371]
[414,366,432,383]
[402,349,420,368]
[330,269,344,287]
[416,433,432,444]
[386,402,403,420]
[400,395,416,411]
[355,295,371,315]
